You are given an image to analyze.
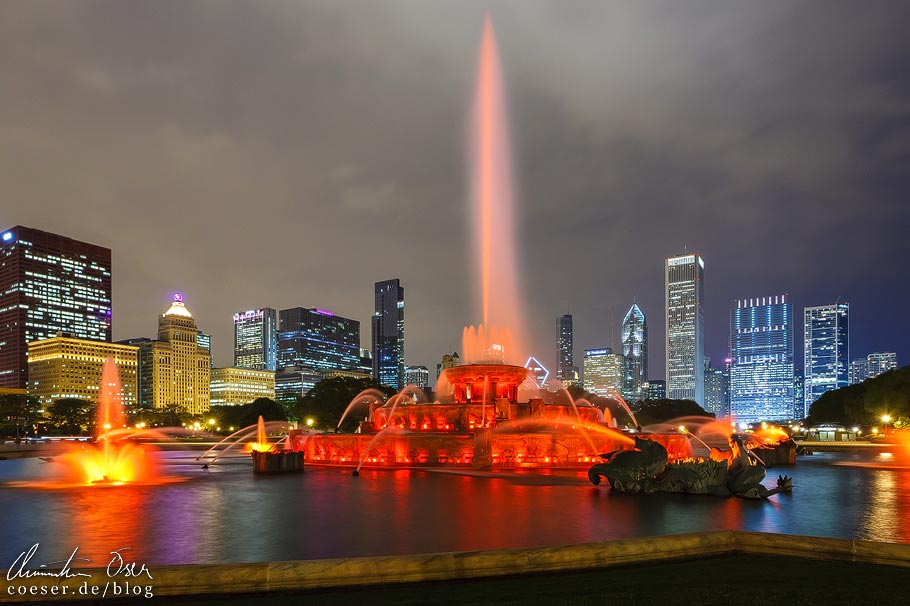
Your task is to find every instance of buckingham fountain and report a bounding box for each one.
[292,18,688,472]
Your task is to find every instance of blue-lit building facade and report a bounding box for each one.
[233,308,278,371]
[729,295,794,422]
[372,279,405,389]
[804,303,849,417]
[621,301,647,401]
[278,307,360,373]
[0,226,112,388]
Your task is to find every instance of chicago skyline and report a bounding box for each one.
[2,3,907,381]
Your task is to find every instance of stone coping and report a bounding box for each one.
[2,531,909,602]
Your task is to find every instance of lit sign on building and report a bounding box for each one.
[314,309,334,316]
[1,232,12,242]
[667,255,695,267]
[173,292,184,303]
[234,309,265,322]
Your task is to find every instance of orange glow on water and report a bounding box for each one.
[45,358,165,486]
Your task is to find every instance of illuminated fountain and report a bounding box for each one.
[297,17,689,471]
[45,358,164,487]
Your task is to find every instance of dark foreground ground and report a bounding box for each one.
[37,554,910,606]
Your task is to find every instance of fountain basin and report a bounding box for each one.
[299,430,688,469]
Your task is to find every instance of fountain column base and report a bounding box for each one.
[252,451,305,474]
[472,429,493,469]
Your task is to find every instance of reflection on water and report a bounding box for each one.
[0,450,907,566]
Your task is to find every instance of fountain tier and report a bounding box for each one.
[297,364,688,468]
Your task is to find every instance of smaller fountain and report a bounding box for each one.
[249,416,304,474]
[38,358,166,487]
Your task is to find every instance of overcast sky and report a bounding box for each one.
[2,0,908,375]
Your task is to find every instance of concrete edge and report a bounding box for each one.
[2,530,909,602]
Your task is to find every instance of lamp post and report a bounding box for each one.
[208,418,216,437]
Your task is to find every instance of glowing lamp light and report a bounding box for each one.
[1,231,12,242]
[306,418,315,427]
[882,414,892,423]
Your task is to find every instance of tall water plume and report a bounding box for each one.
[463,15,525,364]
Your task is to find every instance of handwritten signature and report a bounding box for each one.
[6,544,153,581]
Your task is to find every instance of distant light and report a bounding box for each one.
[1,231,12,242]
[314,309,334,316]
[173,292,184,302]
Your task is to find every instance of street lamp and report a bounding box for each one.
[306,418,315,428]
[208,418,216,436]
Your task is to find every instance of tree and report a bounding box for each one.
[807,366,910,427]
[294,377,396,431]
[48,398,92,435]
[0,393,41,439]
[631,398,713,426]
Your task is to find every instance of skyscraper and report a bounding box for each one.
[665,253,705,403]
[233,308,278,371]
[120,294,211,413]
[556,314,577,384]
[0,226,112,388]
[278,308,360,373]
[621,301,647,401]
[804,303,849,417]
[729,295,794,422]
[372,279,405,389]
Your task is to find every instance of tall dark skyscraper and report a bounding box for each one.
[556,314,577,384]
[620,301,647,401]
[729,295,794,422]
[0,226,112,388]
[372,279,405,389]
[278,307,360,373]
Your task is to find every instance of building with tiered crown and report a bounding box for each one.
[120,294,211,414]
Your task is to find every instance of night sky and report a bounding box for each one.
[2,1,908,375]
